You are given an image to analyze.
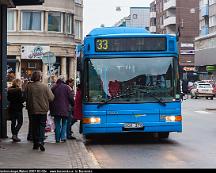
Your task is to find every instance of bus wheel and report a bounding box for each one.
[84,135,94,144]
[158,132,169,139]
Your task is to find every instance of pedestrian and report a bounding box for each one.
[73,84,83,134]
[182,79,189,99]
[50,76,73,143]
[25,71,54,151]
[7,79,25,142]
[66,78,76,140]
[22,79,33,141]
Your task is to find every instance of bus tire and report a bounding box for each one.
[84,135,94,143]
[158,132,169,139]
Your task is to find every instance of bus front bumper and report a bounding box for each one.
[82,122,182,135]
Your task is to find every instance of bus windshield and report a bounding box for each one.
[84,57,178,103]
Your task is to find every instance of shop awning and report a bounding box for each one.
[195,47,216,66]
[7,59,19,63]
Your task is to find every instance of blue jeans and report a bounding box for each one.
[54,116,67,142]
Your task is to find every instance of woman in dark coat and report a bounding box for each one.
[7,79,25,142]
[50,76,73,143]
[73,84,83,133]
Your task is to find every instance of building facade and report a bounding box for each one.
[195,0,216,80]
[7,0,83,84]
[150,0,199,81]
[114,7,150,30]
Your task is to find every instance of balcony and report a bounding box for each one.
[150,26,156,33]
[150,12,156,18]
[164,16,176,27]
[201,4,209,17]
[164,0,176,11]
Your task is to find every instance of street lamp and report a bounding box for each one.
[115,6,129,12]
[116,6,121,12]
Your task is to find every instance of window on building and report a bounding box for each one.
[66,14,73,34]
[75,20,82,39]
[209,15,216,27]
[209,0,216,5]
[7,10,16,31]
[22,11,42,31]
[48,12,62,32]
[74,0,82,5]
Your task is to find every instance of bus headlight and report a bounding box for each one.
[83,117,101,124]
[161,115,182,122]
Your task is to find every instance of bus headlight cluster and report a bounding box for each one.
[161,115,182,122]
[83,117,101,124]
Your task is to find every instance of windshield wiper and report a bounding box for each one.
[97,92,136,108]
[138,89,166,106]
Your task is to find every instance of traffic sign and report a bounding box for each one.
[42,52,56,64]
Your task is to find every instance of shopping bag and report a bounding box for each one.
[45,115,55,133]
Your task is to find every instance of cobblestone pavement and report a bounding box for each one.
[0,109,100,169]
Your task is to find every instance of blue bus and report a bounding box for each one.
[78,27,182,139]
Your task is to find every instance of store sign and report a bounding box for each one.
[181,43,194,48]
[183,67,196,71]
[21,46,50,59]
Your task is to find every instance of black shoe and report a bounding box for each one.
[67,136,76,140]
[27,136,33,141]
[39,144,45,152]
[33,144,39,150]
[61,139,66,143]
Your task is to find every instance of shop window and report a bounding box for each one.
[28,62,36,69]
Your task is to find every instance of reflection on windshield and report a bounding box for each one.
[84,57,178,103]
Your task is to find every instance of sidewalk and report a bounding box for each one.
[0,109,100,169]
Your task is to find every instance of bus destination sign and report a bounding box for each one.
[95,37,167,52]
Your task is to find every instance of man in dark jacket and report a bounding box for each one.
[26,71,54,151]
[7,79,25,142]
[50,76,73,143]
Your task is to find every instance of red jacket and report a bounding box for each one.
[73,88,82,120]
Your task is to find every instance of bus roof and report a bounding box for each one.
[87,27,150,37]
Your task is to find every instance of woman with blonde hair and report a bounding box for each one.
[7,78,25,142]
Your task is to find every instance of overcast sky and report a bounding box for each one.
[83,0,153,37]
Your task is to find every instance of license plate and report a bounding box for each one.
[124,123,144,129]
[201,89,209,92]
